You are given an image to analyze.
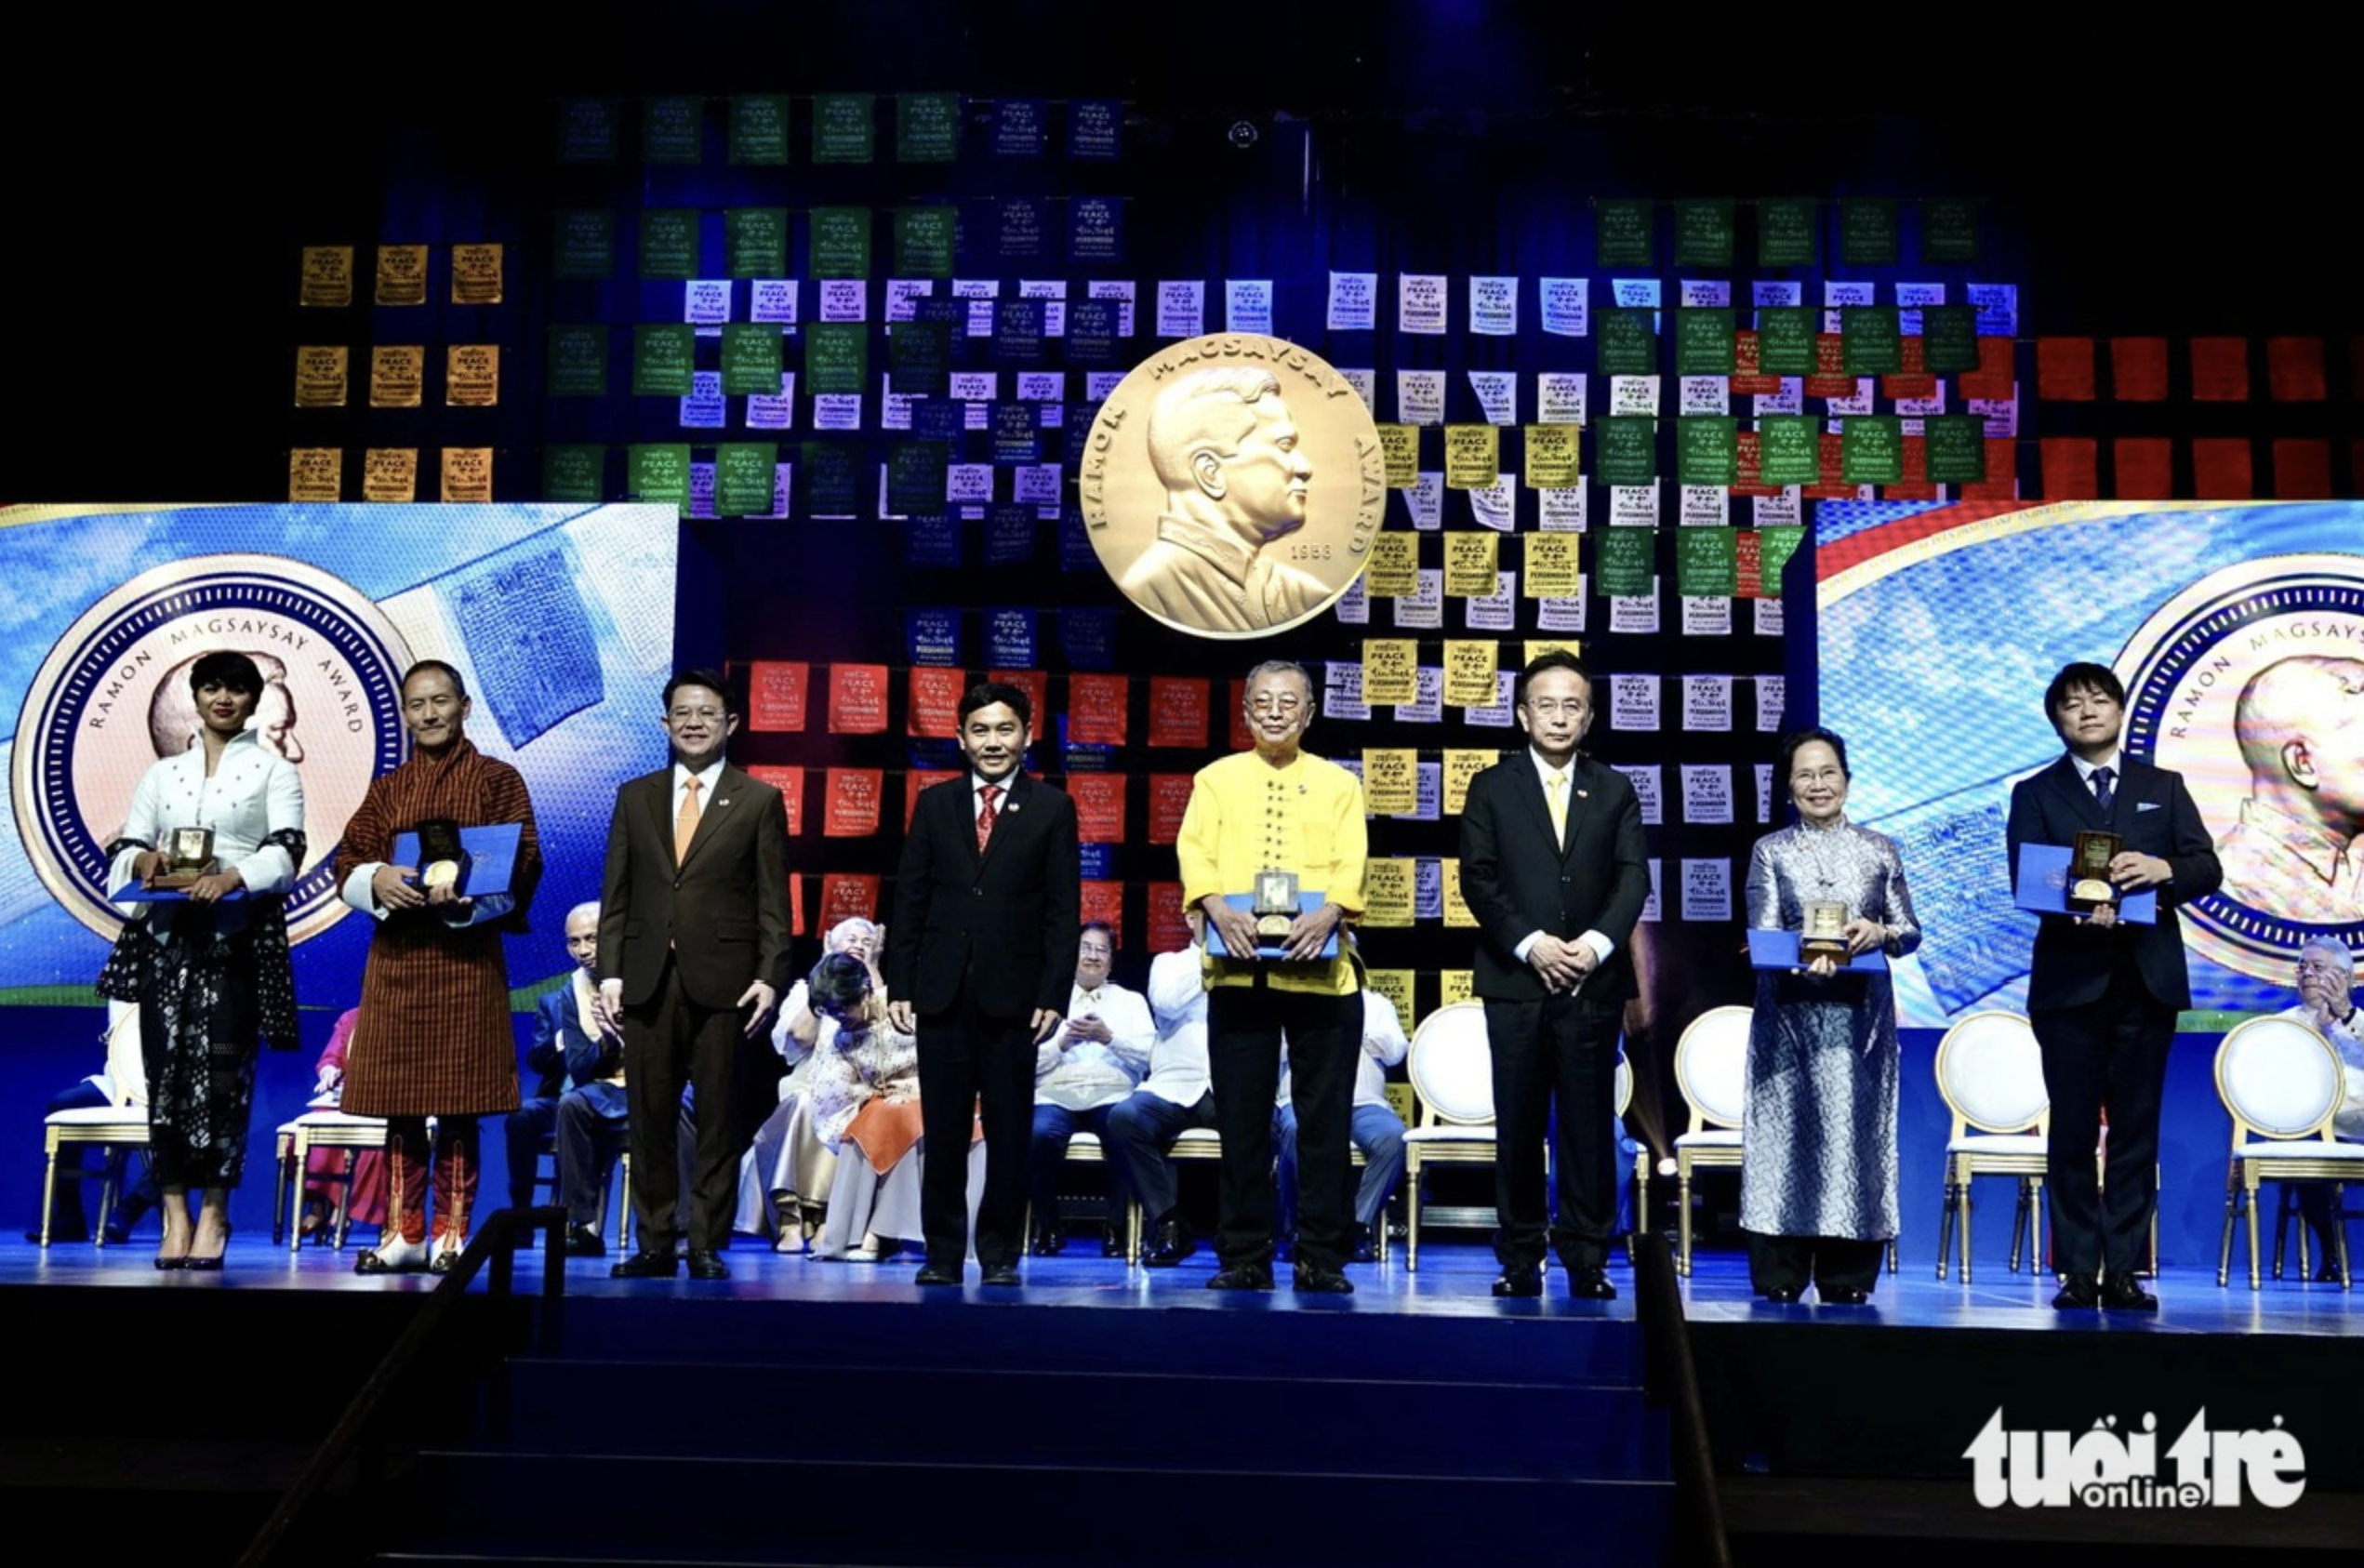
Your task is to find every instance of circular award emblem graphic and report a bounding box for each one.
[2118,553,2364,981]
[12,553,414,943]
[1079,335,1385,639]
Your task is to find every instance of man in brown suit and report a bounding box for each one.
[599,669,790,1281]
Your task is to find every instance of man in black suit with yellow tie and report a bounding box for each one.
[887,681,1080,1287]
[599,669,791,1282]
[2006,661,2220,1312]
[1459,650,1649,1300]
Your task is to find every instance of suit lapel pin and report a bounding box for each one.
[1005,802,1020,814]
[716,797,732,807]
[1576,790,1589,799]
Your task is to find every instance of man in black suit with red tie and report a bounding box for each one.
[599,669,791,1282]
[887,681,1081,1287]
[1459,650,1650,1300]
[2006,661,2221,1312]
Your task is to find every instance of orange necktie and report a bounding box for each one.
[675,777,702,863]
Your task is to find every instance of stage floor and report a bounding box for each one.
[6,1233,2358,1335]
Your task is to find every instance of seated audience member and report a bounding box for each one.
[1028,923,1155,1256]
[2286,937,2364,1277]
[1105,913,1218,1267]
[733,917,879,1251]
[299,1007,387,1240]
[502,909,586,1228]
[544,902,631,1256]
[1275,988,1410,1264]
[25,1001,157,1244]
[804,953,983,1261]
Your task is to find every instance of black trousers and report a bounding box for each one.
[1104,1089,1218,1221]
[555,1090,630,1228]
[1028,1102,1122,1224]
[1209,981,1358,1271]
[2030,949,2175,1281]
[622,954,739,1253]
[503,1096,559,1209]
[1484,990,1621,1272]
[1747,1231,1882,1294]
[917,993,1036,1269]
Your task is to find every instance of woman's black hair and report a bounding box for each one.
[807,950,873,1014]
[189,650,265,698]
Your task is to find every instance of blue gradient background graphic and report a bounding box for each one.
[0,503,677,1003]
[1814,500,2364,1026]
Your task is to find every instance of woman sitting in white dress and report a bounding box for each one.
[733,917,881,1251]
[803,952,983,1260]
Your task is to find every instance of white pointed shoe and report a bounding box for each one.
[355,1233,429,1274]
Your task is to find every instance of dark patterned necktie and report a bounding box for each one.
[2092,765,2115,815]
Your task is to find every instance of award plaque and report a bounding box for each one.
[1799,899,1852,965]
[416,817,470,897]
[149,827,219,891]
[2066,830,2121,913]
[1252,870,1300,943]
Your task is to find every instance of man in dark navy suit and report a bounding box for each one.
[887,681,1081,1287]
[2006,661,2222,1312]
[1459,650,1649,1301]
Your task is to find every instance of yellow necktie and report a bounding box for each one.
[1547,770,1569,850]
[675,777,702,863]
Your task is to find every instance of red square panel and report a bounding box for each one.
[2271,439,2332,498]
[2036,337,2096,401]
[2266,337,2327,403]
[2108,338,2169,403]
[2188,338,2251,402]
[2191,437,2254,498]
[2112,438,2174,499]
[2039,437,2098,500]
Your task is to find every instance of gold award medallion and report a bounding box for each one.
[1080,335,1385,639]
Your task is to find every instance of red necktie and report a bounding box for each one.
[976,783,1002,853]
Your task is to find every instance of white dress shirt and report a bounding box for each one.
[675,757,727,827]
[1511,748,1615,970]
[1036,978,1155,1110]
[2278,1000,2364,1142]
[1138,949,1212,1106]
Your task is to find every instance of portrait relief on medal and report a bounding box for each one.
[1081,335,1386,640]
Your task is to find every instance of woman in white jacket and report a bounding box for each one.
[99,651,305,1269]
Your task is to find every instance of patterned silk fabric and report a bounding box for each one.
[1738,819,1921,1242]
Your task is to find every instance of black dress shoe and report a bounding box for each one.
[1349,1223,1378,1265]
[1206,1263,1275,1291]
[686,1249,730,1281]
[2316,1260,2344,1283]
[981,1262,1022,1286]
[1142,1216,1196,1268]
[610,1249,681,1279]
[914,1261,962,1286]
[564,1224,606,1257]
[1762,1285,1802,1304]
[1493,1266,1544,1297]
[1569,1268,1617,1300]
[1027,1223,1065,1258]
[1293,1262,1355,1294]
[2052,1274,2100,1309]
[2100,1274,2158,1312]
[1819,1286,1871,1306]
